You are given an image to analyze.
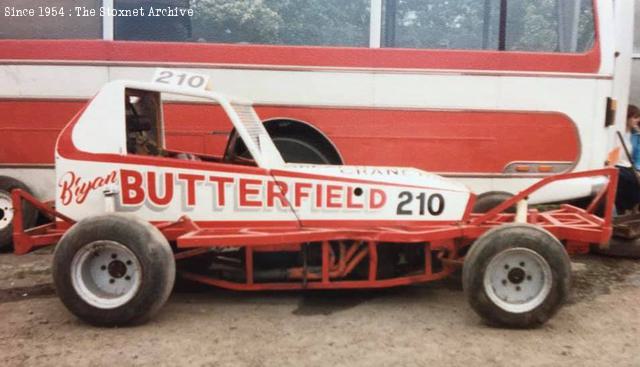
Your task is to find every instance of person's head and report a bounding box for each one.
[627,104,640,131]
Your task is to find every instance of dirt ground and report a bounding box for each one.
[0,248,639,367]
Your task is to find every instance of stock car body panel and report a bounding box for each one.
[54,80,473,230]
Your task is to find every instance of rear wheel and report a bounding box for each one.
[463,224,570,328]
[53,214,175,326]
[0,176,38,251]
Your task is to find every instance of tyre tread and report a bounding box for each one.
[462,224,570,328]
[52,214,175,326]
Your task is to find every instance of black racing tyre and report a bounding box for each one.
[473,191,515,213]
[0,176,38,251]
[592,236,640,259]
[462,224,571,328]
[53,214,175,326]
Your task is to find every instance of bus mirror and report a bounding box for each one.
[605,97,616,127]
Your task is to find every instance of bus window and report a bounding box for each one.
[383,0,595,53]
[383,0,501,50]
[114,0,191,42]
[0,0,102,39]
[505,0,595,53]
[258,0,370,47]
[635,3,640,54]
[189,0,287,44]
[114,0,370,47]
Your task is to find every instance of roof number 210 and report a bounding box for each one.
[396,191,445,216]
[152,69,209,91]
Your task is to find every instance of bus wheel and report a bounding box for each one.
[0,176,38,251]
[463,224,570,328]
[473,191,515,213]
[53,214,175,326]
[272,135,333,164]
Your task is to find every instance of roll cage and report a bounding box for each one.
[87,80,286,169]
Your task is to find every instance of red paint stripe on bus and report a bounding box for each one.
[0,39,600,73]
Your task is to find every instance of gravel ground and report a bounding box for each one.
[0,249,639,367]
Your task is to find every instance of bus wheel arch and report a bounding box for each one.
[264,119,343,164]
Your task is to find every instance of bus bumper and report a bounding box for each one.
[529,176,610,204]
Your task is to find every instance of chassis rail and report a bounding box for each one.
[11,168,618,290]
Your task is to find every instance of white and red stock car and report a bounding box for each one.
[10,72,618,328]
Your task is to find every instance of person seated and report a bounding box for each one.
[125,94,200,161]
[614,104,640,214]
[127,127,160,156]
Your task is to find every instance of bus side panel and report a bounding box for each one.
[0,100,582,176]
[253,107,579,175]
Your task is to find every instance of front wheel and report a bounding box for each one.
[462,224,570,328]
[53,214,175,326]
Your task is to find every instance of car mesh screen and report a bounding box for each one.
[231,103,264,150]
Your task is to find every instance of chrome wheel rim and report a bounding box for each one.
[71,241,142,309]
[0,191,14,231]
[483,247,552,313]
